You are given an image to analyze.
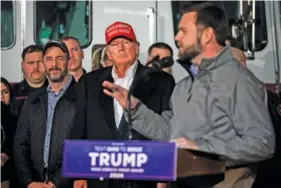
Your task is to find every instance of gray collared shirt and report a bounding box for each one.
[43,76,73,167]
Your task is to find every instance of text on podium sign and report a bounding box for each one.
[62,140,177,181]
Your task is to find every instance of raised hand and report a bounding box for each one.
[102,80,138,110]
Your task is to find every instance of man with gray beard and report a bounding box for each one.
[102,3,275,188]
[14,40,77,188]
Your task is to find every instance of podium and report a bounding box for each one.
[177,149,225,177]
[62,140,225,181]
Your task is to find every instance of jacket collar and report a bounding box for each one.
[31,76,77,104]
[199,45,232,71]
[100,60,150,84]
[111,60,138,80]
[20,78,48,92]
[178,45,233,81]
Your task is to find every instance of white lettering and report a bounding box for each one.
[106,146,120,152]
[106,24,129,33]
[94,146,106,151]
[102,167,117,172]
[111,153,122,167]
[89,152,99,166]
[108,30,118,37]
[118,168,130,172]
[127,147,143,152]
[137,154,148,167]
[123,153,136,167]
[130,168,144,173]
[100,153,110,166]
[109,173,124,179]
[118,29,130,33]
[89,152,148,168]
[91,167,101,171]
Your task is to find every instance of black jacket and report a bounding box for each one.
[72,63,175,188]
[1,102,17,181]
[13,79,77,188]
[12,79,48,116]
[252,91,281,188]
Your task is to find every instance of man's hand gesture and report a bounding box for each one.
[102,81,137,110]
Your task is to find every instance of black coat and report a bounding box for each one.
[72,63,175,188]
[12,79,48,116]
[252,91,281,188]
[1,102,17,181]
[13,79,77,188]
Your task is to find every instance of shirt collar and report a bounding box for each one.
[190,64,198,76]
[47,76,73,94]
[111,60,138,80]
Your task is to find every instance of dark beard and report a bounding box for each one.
[178,29,203,62]
[178,44,201,63]
[178,50,200,62]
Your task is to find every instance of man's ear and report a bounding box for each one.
[202,27,214,45]
[21,61,24,69]
[21,61,26,75]
[135,41,140,56]
[106,47,113,60]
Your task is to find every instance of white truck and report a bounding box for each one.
[1,0,280,93]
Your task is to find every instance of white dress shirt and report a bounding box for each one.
[112,61,138,128]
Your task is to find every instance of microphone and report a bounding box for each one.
[146,55,160,66]
[126,56,174,141]
[149,56,174,70]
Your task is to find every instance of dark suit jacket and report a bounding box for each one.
[72,62,175,188]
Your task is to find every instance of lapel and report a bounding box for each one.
[99,67,117,135]
[130,63,155,140]
[63,78,78,102]
[99,62,153,138]
[132,62,152,99]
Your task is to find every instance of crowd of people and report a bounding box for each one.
[1,2,280,188]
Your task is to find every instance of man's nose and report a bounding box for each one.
[51,60,59,67]
[117,42,125,51]
[34,62,39,70]
[174,32,181,44]
[69,50,74,59]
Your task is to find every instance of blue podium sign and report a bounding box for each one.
[62,140,177,181]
